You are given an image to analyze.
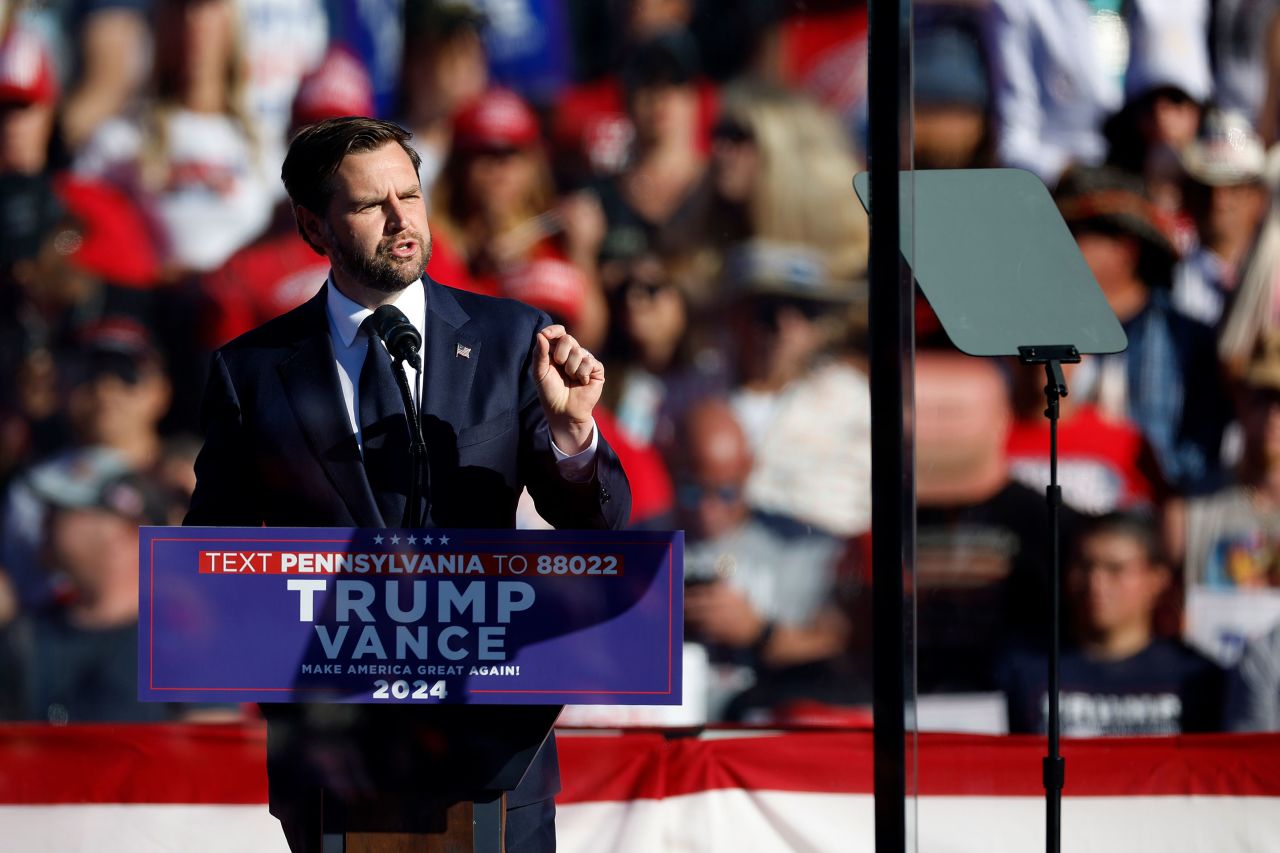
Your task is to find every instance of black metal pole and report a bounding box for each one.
[1017,345,1076,853]
[391,358,428,528]
[868,1,913,852]
[1044,361,1065,853]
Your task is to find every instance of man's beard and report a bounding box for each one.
[327,226,433,295]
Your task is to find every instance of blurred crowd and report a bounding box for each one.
[3,0,1280,737]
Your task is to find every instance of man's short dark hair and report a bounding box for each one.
[281,117,423,245]
[1072,511,1167,568]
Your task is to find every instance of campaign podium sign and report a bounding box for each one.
[139,527,683,705]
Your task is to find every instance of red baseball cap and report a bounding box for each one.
[500,258,585,327]
[54,176,161,288]
[0,27,57,106]
[453,88,540,152]
[76,315,162,364]
[290,46,375,130]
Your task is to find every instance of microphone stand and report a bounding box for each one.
[390,356,429,528]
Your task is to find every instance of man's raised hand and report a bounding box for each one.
[535,324,603,454]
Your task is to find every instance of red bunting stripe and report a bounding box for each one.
[2,726,1280,805]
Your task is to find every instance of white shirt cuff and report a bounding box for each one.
[550,419,599,482]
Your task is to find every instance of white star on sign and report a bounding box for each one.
[439,534,450,545]
[407,535,417,545]
[424,534,434,545]
[390,535,401,545]
[373,535,384,545]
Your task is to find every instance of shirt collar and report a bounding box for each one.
[325,272,427,350]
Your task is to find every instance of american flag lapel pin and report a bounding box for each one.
[456,343,472,359]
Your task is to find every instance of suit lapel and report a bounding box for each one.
[277,287,384,527]
[422,278,481,427]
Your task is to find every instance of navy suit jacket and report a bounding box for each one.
[185,278,631,815]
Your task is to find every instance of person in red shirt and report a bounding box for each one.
[1005,359,1162,516]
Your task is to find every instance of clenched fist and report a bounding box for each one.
[535,324,604,454]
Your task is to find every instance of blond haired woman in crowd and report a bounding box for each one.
[710,82,869,281]
[73,0,273,277]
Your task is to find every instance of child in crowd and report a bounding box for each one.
[1000,512,1224,735]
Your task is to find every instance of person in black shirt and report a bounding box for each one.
[1000,512,1224,735]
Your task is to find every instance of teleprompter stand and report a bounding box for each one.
[855,169,1127,853]
[1016,344,1080,853]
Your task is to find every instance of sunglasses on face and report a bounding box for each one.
[469,146,523,161]
[624,280,672,299]
[711,121,754,145]
[749,296,828,330]
[1249,387,1280,408]
[68,351,150,386]
[1154,89,1194,106]
[677,482,744,509]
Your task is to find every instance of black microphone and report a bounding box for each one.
[368,304,422,371]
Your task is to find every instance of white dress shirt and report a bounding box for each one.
[324,275,598,480]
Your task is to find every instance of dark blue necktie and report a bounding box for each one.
[358,317,411,526]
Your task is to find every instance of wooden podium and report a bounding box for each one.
[324,794,502,852]
[139,527,683,853]
[308,706,563,853]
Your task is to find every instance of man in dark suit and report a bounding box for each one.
[185,117,631,851]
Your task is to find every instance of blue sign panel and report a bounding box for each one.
[478,0,572,102]
[139,527,682,705]
[326,0,404,117]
